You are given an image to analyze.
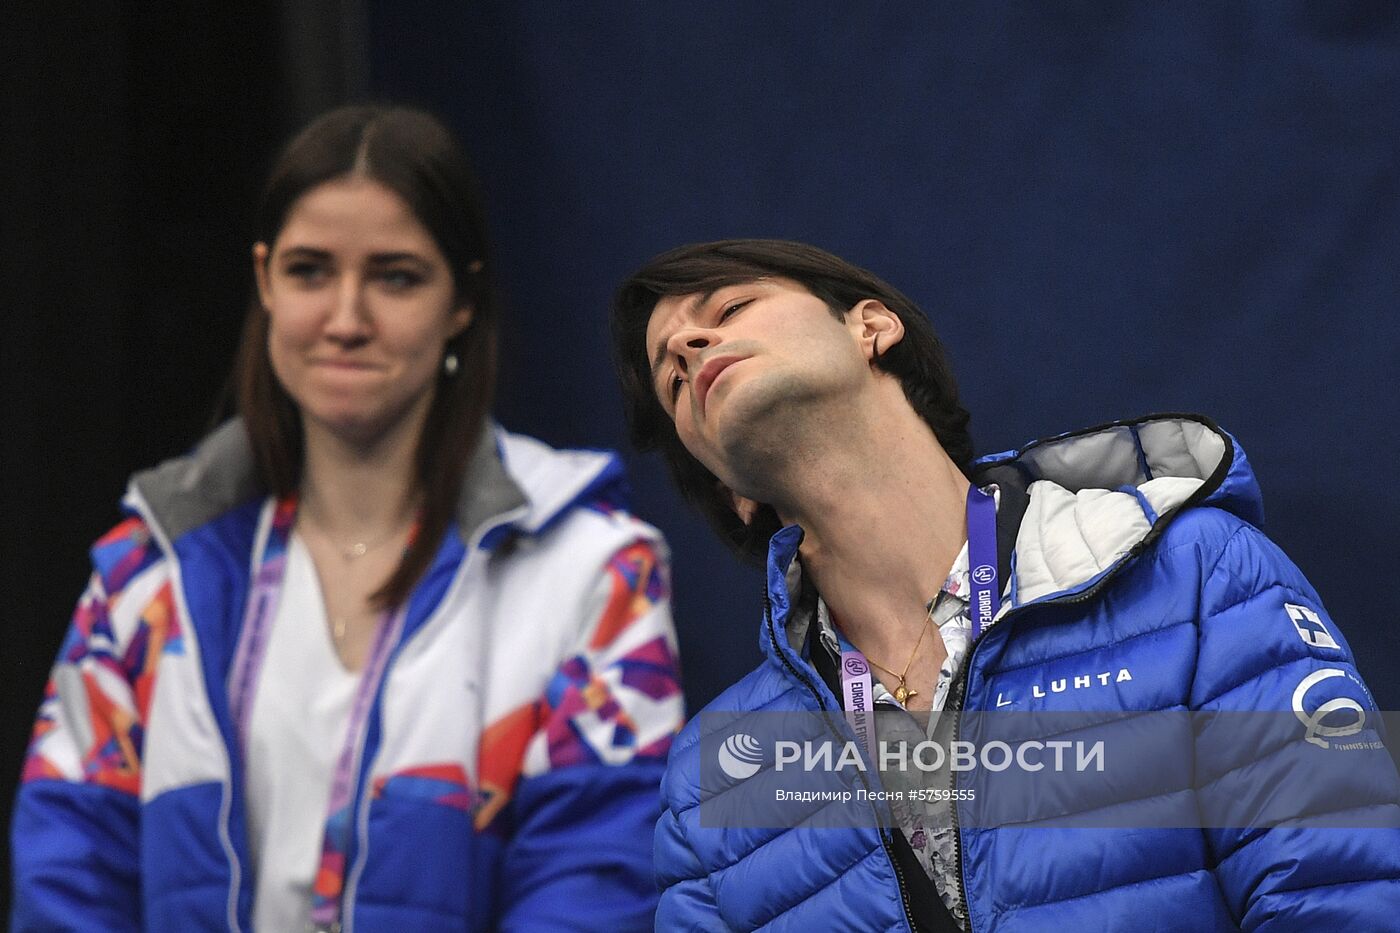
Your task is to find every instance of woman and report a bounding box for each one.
[13,105,683,932]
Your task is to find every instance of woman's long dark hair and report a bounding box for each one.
[234,104,497,608]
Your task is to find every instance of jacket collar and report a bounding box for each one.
[124,418,615,550]
[760,412,1254,668]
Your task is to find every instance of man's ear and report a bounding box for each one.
[720,482,761,526]
[850,299,904,361]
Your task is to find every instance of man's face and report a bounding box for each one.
[644,277,870,491]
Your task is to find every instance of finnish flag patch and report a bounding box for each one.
[1286,603,1340,651]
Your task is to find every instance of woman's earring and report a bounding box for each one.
[443,352,460,377]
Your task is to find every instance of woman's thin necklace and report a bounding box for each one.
[297,513,407,643]
[862,600,938,705]
[327,525,400,562]
[301,512,404,563]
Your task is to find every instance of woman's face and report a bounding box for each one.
[254,176,471,447]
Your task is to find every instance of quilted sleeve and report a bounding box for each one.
[497,538,684,932]
[654,730,727,932]
[11,518,169,932]
[1191,520,1400,930]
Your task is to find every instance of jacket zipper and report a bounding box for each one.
[763,589,920,933]
[126,489,247,932]
[947,660,971,930]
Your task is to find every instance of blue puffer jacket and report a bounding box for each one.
[655,414,1400,932]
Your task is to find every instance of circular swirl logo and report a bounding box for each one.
[717,733,764,780]
[1292,668,1366,748]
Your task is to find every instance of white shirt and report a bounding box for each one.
[244,533,359,933]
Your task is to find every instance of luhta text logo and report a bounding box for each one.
[995,668,1134,708]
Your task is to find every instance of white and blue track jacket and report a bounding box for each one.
[13,420,683,931]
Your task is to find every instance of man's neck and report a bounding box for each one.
[766,387,971,670]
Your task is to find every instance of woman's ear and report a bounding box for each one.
[448,303,474,338]
[850,299,904,361]
[252,242,272,312]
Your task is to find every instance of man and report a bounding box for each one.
[611,239,1400,931]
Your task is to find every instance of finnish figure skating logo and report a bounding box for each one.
[1292,668,1366,748]
[718,733,764,780]
[1285,603,1340,650]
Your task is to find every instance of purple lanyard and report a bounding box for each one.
[838,485,999,718]
[840,651,876,756]
[226,497,408,929]
[227,497,298,751]
[965,484,1000,642]
[309,601,406,929]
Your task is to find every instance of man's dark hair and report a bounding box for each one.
[612,239,974,562]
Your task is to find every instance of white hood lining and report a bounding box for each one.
[1010,418,1226,604]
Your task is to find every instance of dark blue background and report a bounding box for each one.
[368,3,1399,712]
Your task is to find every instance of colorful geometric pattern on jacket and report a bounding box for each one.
[22,518,170,795]
[373,763,477,813]
[474,539,680,832]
